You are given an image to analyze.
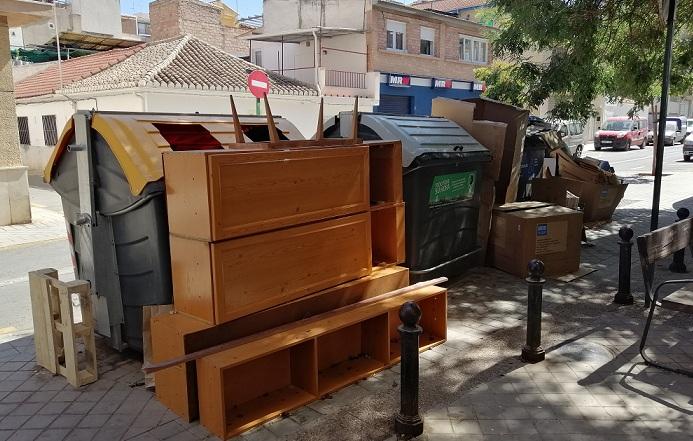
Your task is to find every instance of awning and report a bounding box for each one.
[47,31,143,51]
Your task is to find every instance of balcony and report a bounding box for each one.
[319,68,379,98]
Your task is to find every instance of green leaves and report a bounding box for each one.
[477,0,693,119]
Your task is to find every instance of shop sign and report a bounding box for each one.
[433,79,452,89]
[388,74,411,87]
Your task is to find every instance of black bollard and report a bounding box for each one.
[614,226,634,305]
[669,208,689,273]
[521,259,546,363]
[394,301,424,438]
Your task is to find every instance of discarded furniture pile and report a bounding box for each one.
[143,98,448,438]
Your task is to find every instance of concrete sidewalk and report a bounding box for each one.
[0,183,67,250]
[0,172,691,441]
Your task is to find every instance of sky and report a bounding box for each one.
[120,0,263,17]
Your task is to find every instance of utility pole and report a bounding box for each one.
[651,0,676,232]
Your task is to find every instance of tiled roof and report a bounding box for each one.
[16,35,317,98]
[14,45,144,99]
[410,0,488,12]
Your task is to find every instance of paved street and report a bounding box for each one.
[583,142,690,174]
[0,154,691,441]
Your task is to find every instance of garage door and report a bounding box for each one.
[378,95,411,115]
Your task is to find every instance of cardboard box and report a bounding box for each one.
[531,176,627,223]
[488,202,583,277]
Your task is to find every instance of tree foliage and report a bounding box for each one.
[475,0,693,120]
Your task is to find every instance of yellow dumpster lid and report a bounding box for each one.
[44,112,303,195]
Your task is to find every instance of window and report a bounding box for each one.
[420,26,434,56]
[17,117,30,145]
[42,115,58,146]
[459,35,488,64]
[137,21,151,36]
[254,50,262,67]
[386,20,406,51]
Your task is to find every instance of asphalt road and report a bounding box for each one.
[582,141,691,174]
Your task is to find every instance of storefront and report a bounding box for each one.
[376,73,483,115]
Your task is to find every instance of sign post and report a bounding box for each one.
[247,70,270,116]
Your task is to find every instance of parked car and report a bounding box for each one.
[557,120,586,157]
[665,116,687,144]
[684,133,693,162]
[686,119,693,137]
[594,116,647,150]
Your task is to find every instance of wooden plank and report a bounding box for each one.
[637,218,693,264]
[196,285,446,371]
[164,147,370,242]
[143,278,445,374]
[28,269,58,373]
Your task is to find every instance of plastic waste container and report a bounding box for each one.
[325,112,491,282]
[44,111,303,351]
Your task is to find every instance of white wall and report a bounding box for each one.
[320,33,367,72]
[15,93,144,174]
[262,0,368,34]
[70,0,122,37]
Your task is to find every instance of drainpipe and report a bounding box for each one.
[312,28,322,96]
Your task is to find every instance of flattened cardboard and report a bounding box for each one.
[531,177,627,222]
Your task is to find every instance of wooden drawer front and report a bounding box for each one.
[164,148,369,241]
[213,213,372,323]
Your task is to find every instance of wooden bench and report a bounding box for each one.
[636,216,693,376]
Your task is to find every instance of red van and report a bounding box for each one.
[594,116,647,151]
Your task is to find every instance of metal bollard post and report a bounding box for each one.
[521,259,545,363]
[614,226,634,305]
[394,301,424,438]
[669,208,689,273]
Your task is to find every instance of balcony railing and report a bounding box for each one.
[324,70,367,89]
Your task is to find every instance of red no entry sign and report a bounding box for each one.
[247,70,270,98]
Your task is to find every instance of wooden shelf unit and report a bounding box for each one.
[388,293,448,362]
[317,314,390,394]
[367,141,405,266]
[196,285,447,439]
[153,266,409,421]
[170,213,372,325]
[163,147,370,242]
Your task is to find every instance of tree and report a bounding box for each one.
[476,0,693,123]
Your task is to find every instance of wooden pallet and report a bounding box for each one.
[196,285,447,439]
[28,270,98,388]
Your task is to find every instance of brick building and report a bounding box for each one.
[149,0,251,58]
[251,0,490,115]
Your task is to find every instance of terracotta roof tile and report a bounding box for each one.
[14,45,145,99]
[16,35,317,99]
[67,35,316,96]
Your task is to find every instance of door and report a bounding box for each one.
[378,95,411,115]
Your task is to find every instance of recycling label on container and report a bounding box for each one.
[428,171,476,206]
